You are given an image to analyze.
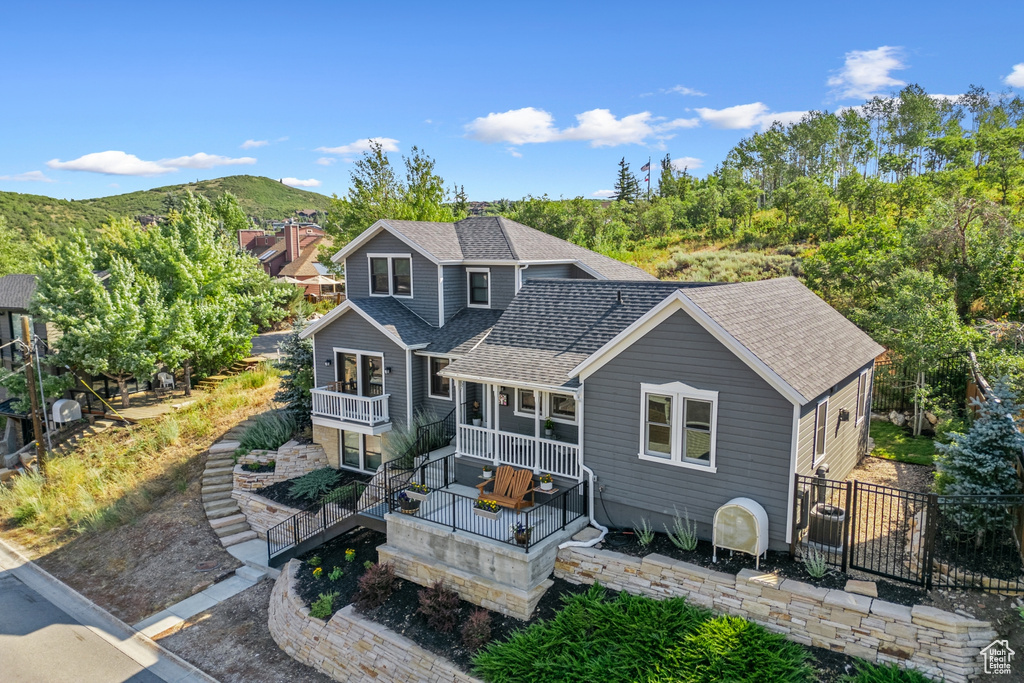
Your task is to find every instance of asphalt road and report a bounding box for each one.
[0,571,163,683]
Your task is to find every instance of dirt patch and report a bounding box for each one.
[33,473,241,624]
[159,580,334,683]
[848,455,935,492]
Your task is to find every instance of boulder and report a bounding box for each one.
[889,411,906,427]
[925,411,938,425]
[3,451,19,470]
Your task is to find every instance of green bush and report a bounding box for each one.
[839,661,932,683]
[239,411,297,452]
[679,615,813,683]
[658,250,802,282]
[289,468,341,503]
[309,591,339,620]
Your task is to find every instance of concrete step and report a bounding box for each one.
[215,522,252,538]
[201,490,232,503]
[210,513,246,530]
[204,465,235,477]
[235,565,266,582]
[203,497,236,512]
[201,483,232,495]
[221,530,257,547]
[202,474,233,485]
[205,504,240,520]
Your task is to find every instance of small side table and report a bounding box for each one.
[532,486,559,495]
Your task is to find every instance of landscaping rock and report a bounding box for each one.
[889,411,906,427]
[0,467,15,483]
[3,451,19,469]
[925,411,938,425]
[844,579,878,598]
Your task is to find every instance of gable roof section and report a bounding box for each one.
[279,236,332,278]
[0,274,37,312]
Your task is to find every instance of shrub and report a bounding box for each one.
[309,591,339,620]
[838,661,932,683]
[354,562,397,610]
[803,547,828,578]
[274,320,314,426]
[665,506,698,551]
[658,249,803,283]
[680,614,813,683]
[289,468,342,504]
[633,517,655,547]
[239,411,296,452]
[461,609,492,652]
[328,566,343,581]
[417,580,461,633]
[306,554,321,567]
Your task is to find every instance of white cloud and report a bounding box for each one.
[506,147,523,158]
[47,150,255,176]
[315,157,337,166]
[0,170,54,182]
[694,102,769,129]
[757,110,808,130]
[665,85,707,96]
[591,189,616,199]
[241,139,268,149]
[282,177,322,188]
[1004,63,1024,88]
[828,46,907,99]
[276,136,289,142]
[671,157,703,172]
[315,137,400,156]
[466,107,701,148]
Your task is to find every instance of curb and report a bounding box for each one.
[0,536,220,683]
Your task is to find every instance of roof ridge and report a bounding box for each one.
[494,217,519,260]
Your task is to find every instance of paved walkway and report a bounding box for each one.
[0,538,217,683]
[250,329,290,360]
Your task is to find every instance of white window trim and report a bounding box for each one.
[546,392,578,425]
[427,357,453,401]
[466,267,491,308]
[511,388,578,425]
[339,431,383,473]
[367,253,413,299]
[813,397,828,467]
[855,369,869,425]
[513,387,538,418]
[637,381,718,473]
[332,347,386,397]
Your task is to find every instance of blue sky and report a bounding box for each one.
[2,1,1023,202]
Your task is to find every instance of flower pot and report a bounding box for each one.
[473,507,499,521]
[544,429,553,438]
[399,499,421,515]
[472,418,482,427]
[406,490,428,502]
[482,470,492,479]
[514,531,532,546]
[540,482,553,491]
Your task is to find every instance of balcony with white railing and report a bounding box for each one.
[311,386,390,426]
[457,423,581,480]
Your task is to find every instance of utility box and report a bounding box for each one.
[52,399,82,425]
[712,497,769,569]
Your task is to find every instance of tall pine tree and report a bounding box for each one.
[612,158,641,203]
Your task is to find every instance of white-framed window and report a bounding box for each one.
[368,254,413,298]
[638,381,718,472]
[341,431,383,472]
[813,398,828,467]
[855,370,869,425]
[511,388,578,424]
[333,348,385,397]
[428,357,451,400]
[467,268,490,308]
[548,392,577,424]
[514,388,537,416]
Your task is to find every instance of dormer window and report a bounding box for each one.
[468,268,490,308]
[368,254,412,298]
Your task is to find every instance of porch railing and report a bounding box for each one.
[457,423,580,479]
[311,387,389,425]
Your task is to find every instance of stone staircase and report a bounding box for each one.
[201,418,260,547]
[50,418,119,456]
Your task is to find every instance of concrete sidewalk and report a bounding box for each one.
[0,537,218,683]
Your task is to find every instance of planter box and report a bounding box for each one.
[406,490,429,502]
[473,507,500,521]
[540,482,553,491]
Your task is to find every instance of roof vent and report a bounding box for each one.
[617,290,623,304]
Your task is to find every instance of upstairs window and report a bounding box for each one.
[429,357,451,399]
[639,382,718,472]
[468,269,490,307]
[368,255,412,297]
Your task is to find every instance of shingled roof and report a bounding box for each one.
[338,217,656,281]
[0,274,37,312]
[443,278,884,403]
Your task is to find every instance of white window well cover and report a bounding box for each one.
[712,497,769,569]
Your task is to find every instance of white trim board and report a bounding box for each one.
[569,290,806,406]
[298,300,428,351]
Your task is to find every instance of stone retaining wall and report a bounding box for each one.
[555,546,995,682]
[231,490,301,539]
[269,559,480,683]
[233,441,329,491]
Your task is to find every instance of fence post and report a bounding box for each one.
[443,455,449,488]
[450,491,457,532]
[790,473,800,558]
[922,493,939,589]
[849,481,859,568]
[561,489,568,529]
[841,480,852,573]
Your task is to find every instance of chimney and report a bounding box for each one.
[284,224,300,263]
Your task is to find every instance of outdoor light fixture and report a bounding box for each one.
[385,366,392,374]
[324,359,332,366]
[838,408,850,422]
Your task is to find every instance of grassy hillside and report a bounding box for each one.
[0,175,334,242]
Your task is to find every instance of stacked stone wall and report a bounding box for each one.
[233,441,329,491]
[231,490,300,539]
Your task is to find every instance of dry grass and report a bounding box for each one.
[0,366,280,554]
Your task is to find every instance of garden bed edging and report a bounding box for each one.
[268,559,481,683]
[555,545,996,682]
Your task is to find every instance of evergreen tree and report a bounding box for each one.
[612,158,641,203]
[657,154,676,198]
[935,380,1024,537]
[275,319,314,426]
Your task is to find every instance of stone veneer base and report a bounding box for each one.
[555,546,997,683]
[231,490,301,539]
[269,559,481,683]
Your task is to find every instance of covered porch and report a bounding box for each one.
[452,379,582,480]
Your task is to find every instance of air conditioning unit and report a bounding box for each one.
[52,399,82,426]
[712,497,769,569]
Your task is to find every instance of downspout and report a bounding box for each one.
[559,383,608,549]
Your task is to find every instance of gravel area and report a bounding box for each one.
[846,455,935,492]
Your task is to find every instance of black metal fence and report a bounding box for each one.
[872,355,970,417]
[793,474,1024,592]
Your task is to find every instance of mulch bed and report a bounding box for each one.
[602,531,926,606]
[933,513,1024,582]
[239,463,276,474]
[258,471,371,510]
[295,527,386,608]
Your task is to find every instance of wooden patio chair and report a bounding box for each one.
[476,465,535,511]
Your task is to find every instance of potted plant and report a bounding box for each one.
[544,417,554,438]
[473,498,500,520]
[539,473,553,491]
[482,465,492,479]
[510,520,533,546]
[406,482,429,502]
[397,491,421,515]
[471,401,482,426]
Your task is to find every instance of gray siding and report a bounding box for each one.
[442,265,465,323]
[415,354,458,422]
[312,310,408,429]
[583,309,796,549]
[796,362,873,481]
[344,231,438,325]
[489,266,516,309]
[522,264,572,281]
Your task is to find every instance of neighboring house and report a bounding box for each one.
[0,274,46,378]
[238,223,336,294]
[297,217,881,552]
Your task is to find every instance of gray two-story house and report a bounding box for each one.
[299,217,882,556]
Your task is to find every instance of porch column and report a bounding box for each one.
[492,383,500,467]
[533,389,541,474]
[454,379,462,457]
